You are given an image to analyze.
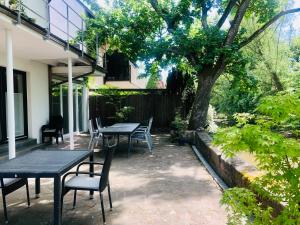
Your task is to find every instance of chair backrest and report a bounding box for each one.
[148,117,153,132]
[49,115,64,130]
[89,120,95,137]
[99,137,117,192]
[96,117,103,130]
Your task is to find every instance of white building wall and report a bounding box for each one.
[130,62,148,88]
[0,53,49,144]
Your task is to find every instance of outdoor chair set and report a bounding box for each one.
[0,136,118,225]
[88,116,154,153]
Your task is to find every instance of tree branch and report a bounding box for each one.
[239,8,300,48]
[216,0,238,28]
[201,2,209,28]
[149,0,170,27]
[225,0,251,46]
[150,0,191,33]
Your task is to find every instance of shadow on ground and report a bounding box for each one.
[0,134,227,225]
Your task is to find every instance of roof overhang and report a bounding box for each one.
[0,13,87,65]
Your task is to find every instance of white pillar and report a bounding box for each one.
[4,0,9,7]
[75,84,79,134]
[6,29,16,159]
[82,83,88,132]
[68,58,74,150]
[60,84,63,117]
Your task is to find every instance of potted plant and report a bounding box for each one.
[116,106,135,122]
[170,112,188,145]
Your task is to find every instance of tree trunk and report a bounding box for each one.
[189,71,218,130]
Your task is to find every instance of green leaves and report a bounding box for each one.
[214,90,300,224]
[221,187,273,225]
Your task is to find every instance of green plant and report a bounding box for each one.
[213,89,300,225]
[116,106,134,122]
[170,112,188,143]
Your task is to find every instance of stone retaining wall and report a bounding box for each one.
[194,131,258,188]
[193,131,283,214]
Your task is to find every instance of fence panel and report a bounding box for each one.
[89,90,183,129]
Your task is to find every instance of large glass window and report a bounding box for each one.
[0,68,27,143]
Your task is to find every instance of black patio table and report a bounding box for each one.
[99,123,140,156]
[0,149,93,225]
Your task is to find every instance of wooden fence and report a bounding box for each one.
[89,90,183,129]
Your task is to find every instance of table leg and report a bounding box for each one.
[53,176,62,225]
[35,178,40,198]
[128,134,131,158]
[89,153,94,199]
[117,134,120,148]
[102,134,105,150]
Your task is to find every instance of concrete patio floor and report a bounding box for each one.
[0,134,228,225]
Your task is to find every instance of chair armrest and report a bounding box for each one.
[76,161,104,173]
[62,171,102,185]
[138,126,148,129]
[41,124,50,132]
[131,130,146,136]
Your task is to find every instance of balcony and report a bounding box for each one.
[0,0,105,68]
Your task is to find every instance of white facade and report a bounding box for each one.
[0,53,49,143]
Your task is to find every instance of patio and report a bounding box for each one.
[0,134,227,225]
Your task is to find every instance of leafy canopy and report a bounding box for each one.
[83,0,286,75]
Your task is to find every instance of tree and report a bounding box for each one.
[211,15,299,115]
[83,0,300,129]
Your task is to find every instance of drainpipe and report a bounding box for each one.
[82,82,88,132]
[60,84,63,117]
[75,84,79,134]
[68,57,74,150]
[5,29,16,159]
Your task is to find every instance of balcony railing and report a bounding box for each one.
[0,0,105,68]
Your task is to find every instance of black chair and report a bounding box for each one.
[0,178,30,224]
[41,115,64,144]
[62,137,117,224]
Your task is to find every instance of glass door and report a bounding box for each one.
[0,67,6,143]
[0,67,28,144]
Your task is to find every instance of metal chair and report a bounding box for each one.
[95,117,103,132]
[0,178,30,224]
[130,117,153,153]
[88,119,101,150]
[41,115,64,144]
[61,137,117,224]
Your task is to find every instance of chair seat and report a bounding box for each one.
[43,129,57,133]
[0,178,22,188]
[131,133,146,139]
[65,176,100,190]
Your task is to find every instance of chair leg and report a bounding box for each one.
[88,137,94,149]
[2,191,8,224]
[108,182,112,210]
[25,179,30,207]
[73,190,77,209]
[99,192,106,224]
[148,133,153,149]
[61,194,64,214]
[145,134,152,153]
